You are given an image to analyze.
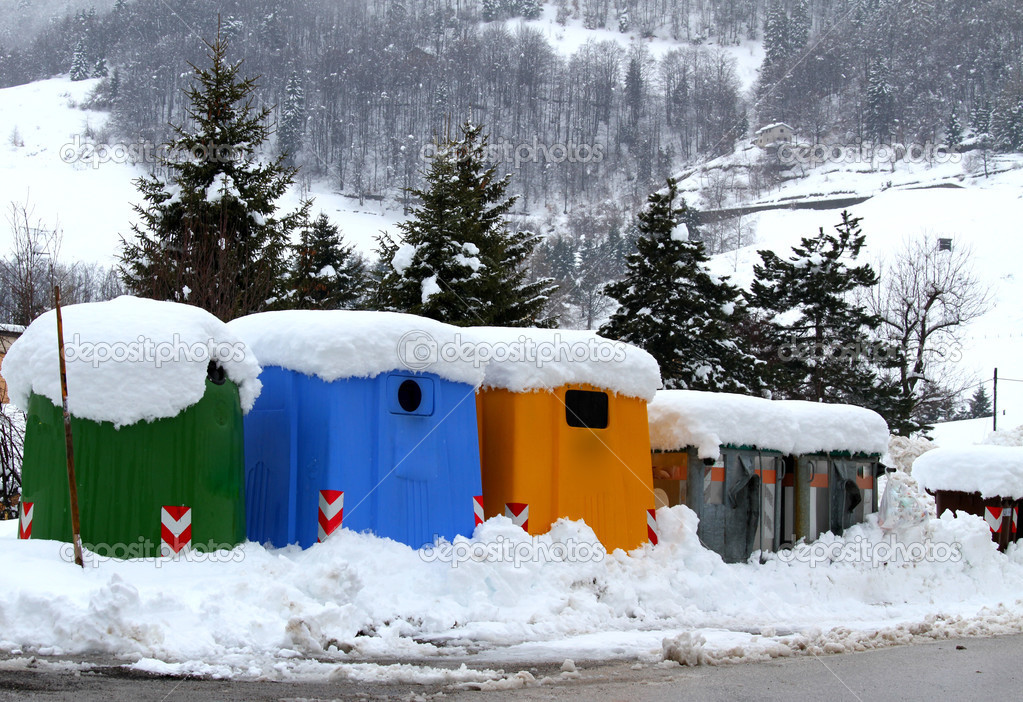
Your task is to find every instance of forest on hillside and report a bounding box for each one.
[2,0,1021,217]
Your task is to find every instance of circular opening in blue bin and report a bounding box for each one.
[398,379,422,412]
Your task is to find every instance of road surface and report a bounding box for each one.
[0,634,1019,700]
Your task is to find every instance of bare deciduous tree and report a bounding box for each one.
[870,236,991,425]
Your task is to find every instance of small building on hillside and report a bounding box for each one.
[754,122,795,148]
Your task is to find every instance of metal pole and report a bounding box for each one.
[54,286,84,568]
[993,368,998,433]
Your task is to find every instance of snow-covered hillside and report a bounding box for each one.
[0,77,403,265]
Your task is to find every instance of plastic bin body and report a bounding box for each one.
[19,380,246,556]
[932,489,1020,551]
[244,366,482,549]
[795,453,880,541]
[477,383,654,551]
[681,446,785,563]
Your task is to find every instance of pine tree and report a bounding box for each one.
[69,40,89,81]
[865,57,894,143]
[377,121,556,326]
[945,109,963,148]
[286,213,365,309]
[119,28,310,321]
[600,178,764,393]
[277,70,305,166]
[520,0,543,20]
[967,385,992,419]
[749,211,898,413]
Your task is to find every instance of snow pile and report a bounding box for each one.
[0,503,1022,681]
[888,435,936,473]
[913,446,1023,499]
[467,327,661,401]
[983,425,1023,447]
[648,391,889,459]
[2,297,261,427]
[228,310,486,386]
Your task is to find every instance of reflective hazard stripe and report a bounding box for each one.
[18,502,33,540]
[318,490,344,542]
[647,508,658,545]
[473,495,484,527]
[161,505,192,556]
[984,506,1002,533]
[505,502,529,531]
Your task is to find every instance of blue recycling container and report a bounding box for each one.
[243,365,482,549]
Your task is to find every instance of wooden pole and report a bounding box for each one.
[993,368,998,433]
[54,286,84,568]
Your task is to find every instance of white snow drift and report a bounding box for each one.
[3,296,261,427]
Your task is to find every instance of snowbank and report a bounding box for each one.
[466,327,661,401]
[228,310,486,386]
[913,446,1023,499]
[983,425,1023,447]
[0,504,1021,682]
[2,297,261,427]
[648,390,890,459]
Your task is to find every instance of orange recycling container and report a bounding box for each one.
[476,382,655,551]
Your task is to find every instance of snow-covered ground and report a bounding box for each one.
[1,503,1021,683]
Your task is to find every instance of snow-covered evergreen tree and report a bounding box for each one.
[967,385,993,419]
[377,121,556,326]
[749,211,898,412]
[277,70,305,166]
[286,213,365,309]
[69,40,89,81]
[600,178,764,393]
[120,29,310,321]
[865,57,894,142]
[945,109,962,148]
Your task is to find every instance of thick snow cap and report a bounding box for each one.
[648,390,889,459]
[227,310,487,387]
[913,445,1023,500]
[3,296,262,427]
[465,327,661,401]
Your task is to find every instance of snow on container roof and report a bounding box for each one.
[913,445,1023,500]
[648,391,889,459]
[3,296,261,428]
[465,327,661,401]
[227,310,486,386]
[781,400,889,457]
[649,390,796,458]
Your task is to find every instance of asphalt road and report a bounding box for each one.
[0,634,1019,701]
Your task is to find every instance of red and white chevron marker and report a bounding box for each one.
[647,508,658,546]
[18,502,33,540]
[984,506,1003,533]
[1013,507,1019,535]
[160,505,192,556]
[318,490,344,542]
[473,495,484,527]
[505,502,529,531]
